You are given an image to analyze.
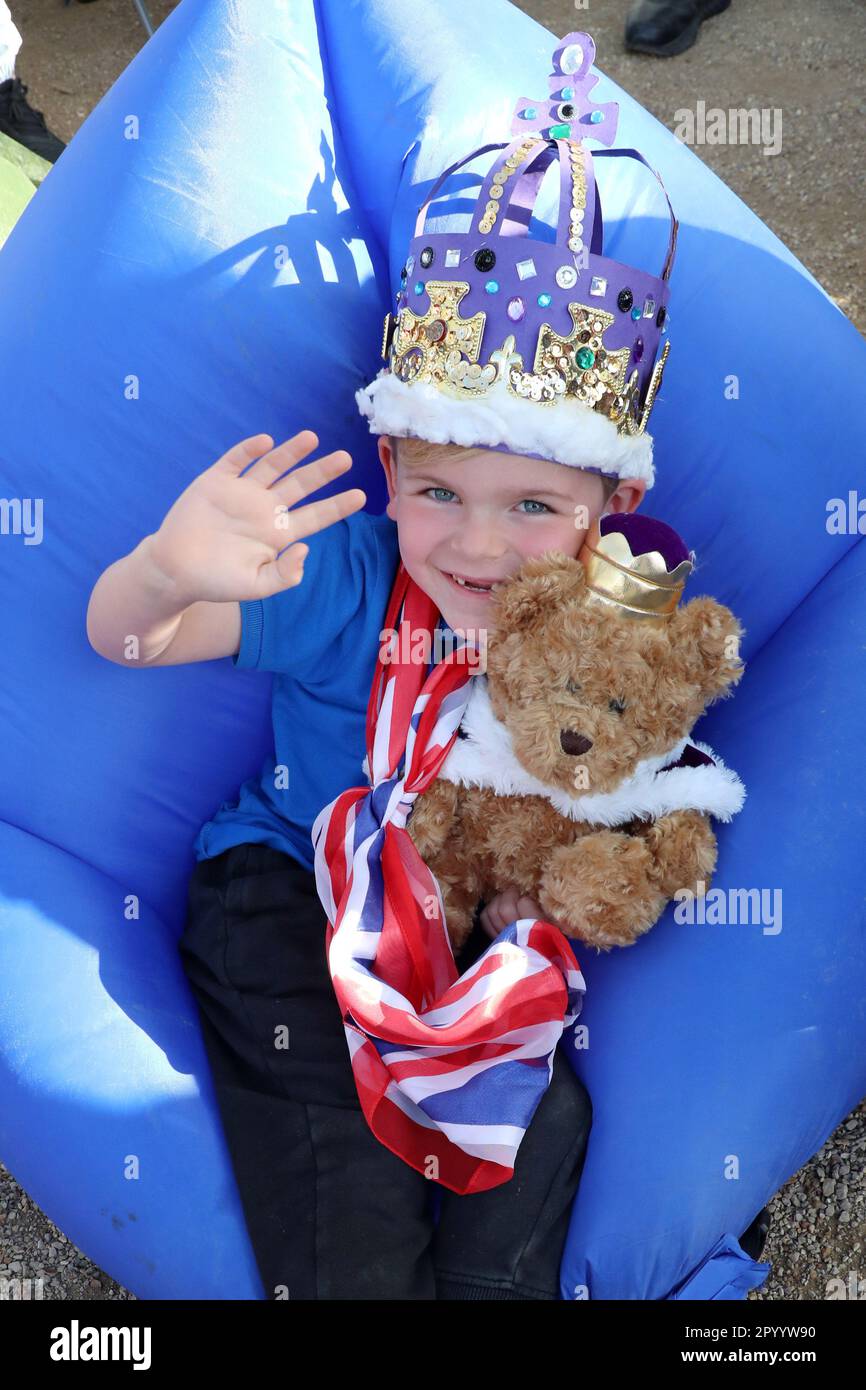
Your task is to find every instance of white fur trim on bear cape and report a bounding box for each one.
[355,368,656,487]
[431,674,746,826]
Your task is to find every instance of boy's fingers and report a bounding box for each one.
[264,446,354,500]
[478,902,499,934]
[215,430,320,481]
[478,915,501,941]
[480,890,520,935]
[253,541,310,599]
[215,432,281,476]
[517,895,542,920]
[500,888,522,917]
[481,890,566,942]
[268,486,367,548]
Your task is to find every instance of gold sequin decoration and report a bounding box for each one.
[476,136,542,234]
[512,302,632,418]
[568,139,587,255]
[635,339,671,435]
[390,281,486,393]
[386,211,671,434]
[381,311,395,362]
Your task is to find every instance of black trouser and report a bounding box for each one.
[178,841,592,1301]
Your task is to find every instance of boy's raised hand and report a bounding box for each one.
[147,430,367,605]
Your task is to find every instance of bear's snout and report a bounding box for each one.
[560,730,593,756]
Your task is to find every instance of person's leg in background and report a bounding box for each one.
[0,0,20,82]
[624,0,732,59]
[0,1,66,162]
[178,842,438,1301]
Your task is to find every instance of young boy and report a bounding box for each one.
[86,27,676,1298]
[86,424,638,1300]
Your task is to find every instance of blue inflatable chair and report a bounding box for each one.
[1,0,864,1300]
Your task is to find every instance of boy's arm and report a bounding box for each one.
[146,598,242,666]
[85,431,366,669]
[86,532,242,666]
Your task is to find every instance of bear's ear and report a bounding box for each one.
[670,596,746,702]
[491,552,586,633]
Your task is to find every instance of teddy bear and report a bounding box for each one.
[405,513,747,953]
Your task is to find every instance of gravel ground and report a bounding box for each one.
[1,0,863,1301]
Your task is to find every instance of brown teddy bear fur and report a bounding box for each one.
[405,550,745,953]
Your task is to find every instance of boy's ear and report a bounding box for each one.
[603,477,646,515]
[377,435,395,481]
[492,552,586,633]
[671,597,746,701]
[377,436,398,517]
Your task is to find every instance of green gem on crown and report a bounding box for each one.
[576,346,596,369]
[549,122,572,139]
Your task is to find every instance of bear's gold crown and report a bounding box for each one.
[578,515,693,622]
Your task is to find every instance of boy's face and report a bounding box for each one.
[378,436,646,634]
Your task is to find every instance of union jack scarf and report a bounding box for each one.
[311,560,586,1195]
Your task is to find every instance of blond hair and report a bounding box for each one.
[389,434,619,503]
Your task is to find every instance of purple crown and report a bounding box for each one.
[356,32,678,490]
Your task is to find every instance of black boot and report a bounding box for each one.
[625,0,732,58]
[0,77,66,163]
[738,1204,771,1261]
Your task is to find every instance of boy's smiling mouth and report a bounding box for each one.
[440,569,505,595]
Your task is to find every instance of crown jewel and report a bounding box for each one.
[357,30,679,489]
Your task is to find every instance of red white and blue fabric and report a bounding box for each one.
[311,560,586,1195]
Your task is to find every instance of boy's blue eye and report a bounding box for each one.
[517,499,552,514]
[421,487,551,514]
[425,487,456,502]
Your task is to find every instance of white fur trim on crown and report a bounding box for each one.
[432,675,745,826]
[355,368,656,487]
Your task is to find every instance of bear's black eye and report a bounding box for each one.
[609,697,626,714]
[565,678,582,695]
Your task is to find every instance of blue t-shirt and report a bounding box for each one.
[193,508,403,872]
